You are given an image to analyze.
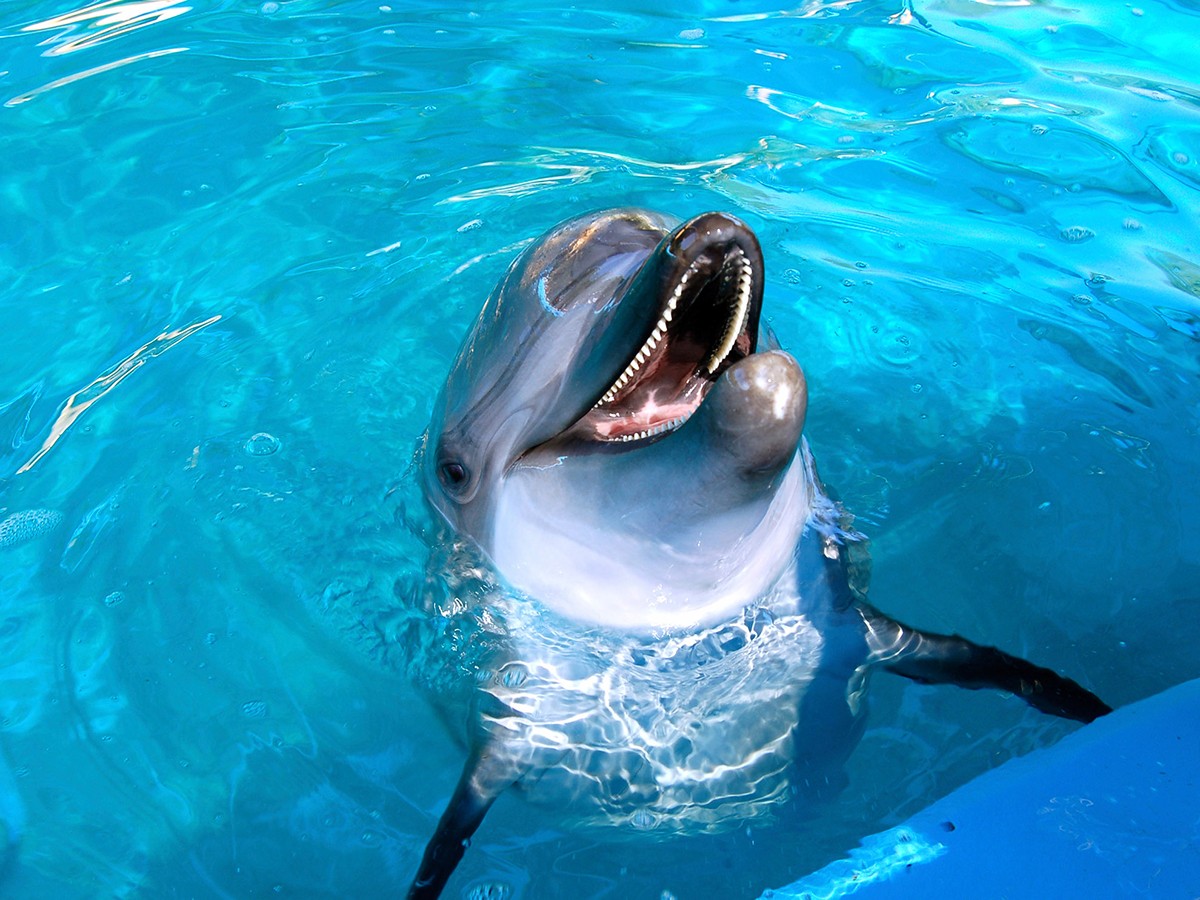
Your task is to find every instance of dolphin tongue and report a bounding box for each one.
[563,212,765,446]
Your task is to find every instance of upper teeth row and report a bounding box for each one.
[593,249,752,408]
[593,278,683,407]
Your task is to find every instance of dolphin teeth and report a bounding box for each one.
[594,246,753,410]
[608,411,692,443]
[705,249,751,374]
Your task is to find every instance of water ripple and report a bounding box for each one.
[4,46,188,108]
[0,0,1194,895]
[1143,123,1200,190]
[1018,317,1154,409]
[17,0,191,57]
[438,146,752,204]
[17,314,220,474]
[943,118,1169,205]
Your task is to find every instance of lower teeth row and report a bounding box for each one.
[704,250,752,374]
[614,413,690,443]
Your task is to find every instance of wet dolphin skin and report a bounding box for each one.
[408,210,1109,898]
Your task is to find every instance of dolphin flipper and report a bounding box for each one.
[407,746,516,899]
[860,606,1111,723]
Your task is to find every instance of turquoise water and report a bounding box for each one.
[1,0,1198,897]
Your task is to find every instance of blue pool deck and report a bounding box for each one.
[766,679,1200,899]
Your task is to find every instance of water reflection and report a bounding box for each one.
[19,0,191,56]
[0,0,1195,895]
[4,46,187,107]
[17,314,220,474]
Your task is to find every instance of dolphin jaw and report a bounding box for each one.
[491,449,814,631]
[577,237,760,445]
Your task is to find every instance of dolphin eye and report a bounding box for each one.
[438,460,469,491]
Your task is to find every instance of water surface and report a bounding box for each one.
[1,1,1198,897]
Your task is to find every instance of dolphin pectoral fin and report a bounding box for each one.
[860,606,1111,723]
[407,747,516,900]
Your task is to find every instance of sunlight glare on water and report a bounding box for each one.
[0,0,1197,897]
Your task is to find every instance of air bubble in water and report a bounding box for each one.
[244,433,281,456]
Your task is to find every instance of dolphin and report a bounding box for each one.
[407,209,1109,898]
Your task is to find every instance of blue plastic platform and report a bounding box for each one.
[765,679,1200,899]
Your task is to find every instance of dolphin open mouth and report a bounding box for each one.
[574,213,764,444]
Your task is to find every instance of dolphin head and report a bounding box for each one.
[424,209,814,630]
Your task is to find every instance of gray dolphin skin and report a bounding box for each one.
[407,209,1110,898]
